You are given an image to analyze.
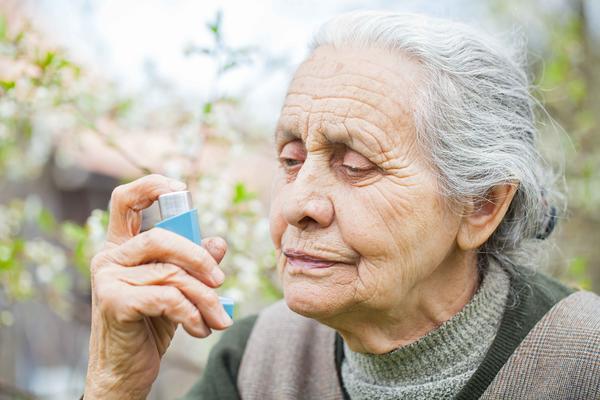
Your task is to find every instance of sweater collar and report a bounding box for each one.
[342,260,510,387]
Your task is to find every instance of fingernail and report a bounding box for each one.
[206,239,218,253]
[169,180,187,191]
[211,268,225,285]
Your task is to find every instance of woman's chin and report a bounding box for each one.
[283,281,346,320]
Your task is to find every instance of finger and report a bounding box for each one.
[107,174,187,244]
[118,263,233,330]
[108,284,211,338]
[201,237,228,264]
[105,228,225,287]
[136,285,211,338]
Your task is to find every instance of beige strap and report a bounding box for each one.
[481,291,600,399]
[237,300,342,400]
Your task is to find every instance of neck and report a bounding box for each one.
[325,250,480,354]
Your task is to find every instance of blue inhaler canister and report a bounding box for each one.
[155,191,235,319]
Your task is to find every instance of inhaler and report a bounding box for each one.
[155,191,235,319]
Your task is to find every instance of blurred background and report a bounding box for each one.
[0,0,598,398]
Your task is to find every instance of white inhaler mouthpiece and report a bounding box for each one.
[158,191,193,219]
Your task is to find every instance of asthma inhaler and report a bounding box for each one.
[155,191,235,319]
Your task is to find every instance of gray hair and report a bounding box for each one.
[310,11,562,275]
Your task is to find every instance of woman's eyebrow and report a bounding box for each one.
[275,127,352,145]
[274,129,301,142]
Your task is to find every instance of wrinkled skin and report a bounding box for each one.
[269,46,486,354]
[84,175,232,399]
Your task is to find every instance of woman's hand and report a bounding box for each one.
[83,174,232,400]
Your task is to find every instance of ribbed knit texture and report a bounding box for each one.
[341,260,510,400]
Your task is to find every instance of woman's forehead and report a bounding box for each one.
[275,46,420,155]
[300,45,421,81]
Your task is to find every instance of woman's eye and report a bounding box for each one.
[341,151,375,178]
[278,140,306,172]
[280,158,303,168]
[342,164,372,176]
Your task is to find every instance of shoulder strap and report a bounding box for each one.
[237,300,343,400]
[481,291,600,399]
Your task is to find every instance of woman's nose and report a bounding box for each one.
[282,166,335,230]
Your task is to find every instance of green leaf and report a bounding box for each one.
[203,101,213,116]
[232,182,256,204]
[114,98,133,117]
[73,240,88,270]
[0,14,6,41]
[541,56,569,88]
[62,221,87,242]
[568,256,587,276]
[0,239,24,270]
[567,79,586,103]
[0,244,12,269]
[99,210,109,228]
[206,9,223,43]
[37,208,56,233]
[221,61,238,72]
[14,30,24,44]
[0,80,15,91]
[20,119,33,139]
[567,256,593,290]
[208,10,223,35]
[37,51,55,70]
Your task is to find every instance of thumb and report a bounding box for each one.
[201,237,228,264]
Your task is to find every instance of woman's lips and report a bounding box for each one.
[283,249,338,269]
[286,256,336,269]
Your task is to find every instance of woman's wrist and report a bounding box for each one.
[83,381,149,400]
[84,367,150,400]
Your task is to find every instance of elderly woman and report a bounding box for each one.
[83,11,600,400]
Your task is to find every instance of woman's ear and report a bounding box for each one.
[457,183,518,251]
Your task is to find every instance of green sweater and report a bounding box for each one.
[181,265,575,400]
[340,259,511,399]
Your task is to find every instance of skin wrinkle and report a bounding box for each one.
[269,45,497,354]
[277,111,410,170]
[287,61,415,111]
[285,91,396,129]
[289,73,406,108]
[284,91,398,141]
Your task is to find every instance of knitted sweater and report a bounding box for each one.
[341,260,510,399]
[180,264,600,399]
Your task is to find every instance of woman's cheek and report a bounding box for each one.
[337,191,392,257]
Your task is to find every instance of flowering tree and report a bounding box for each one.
[0,5,280,334]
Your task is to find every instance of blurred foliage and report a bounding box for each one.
[0,7,279,328]
[0,198,105,319]
[492,0,599,291]
[0,9,140,179]
[532,2,599,291]
[0,7,109,322]
[184,10,255,80]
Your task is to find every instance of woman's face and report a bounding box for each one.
[269,45,463,321]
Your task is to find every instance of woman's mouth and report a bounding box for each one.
[286,257,336,269]
[283,249,338,269]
